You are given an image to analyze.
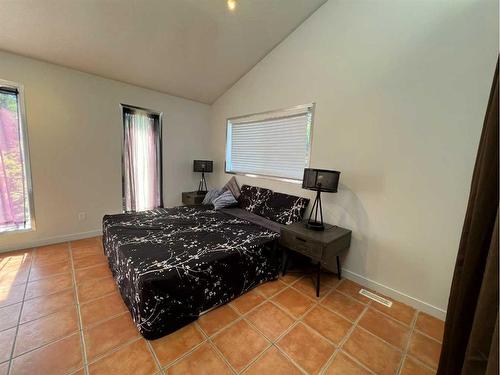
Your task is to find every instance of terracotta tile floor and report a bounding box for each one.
[0,237,445,375]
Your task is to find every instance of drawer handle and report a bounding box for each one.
[296,237,307,242]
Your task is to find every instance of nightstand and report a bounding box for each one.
[280,222,351,297]
[181,191,207,206]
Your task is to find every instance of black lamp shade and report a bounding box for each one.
[302,168,340,193]
[193,160,213,173]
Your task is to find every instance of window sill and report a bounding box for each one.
[0,225,34,235]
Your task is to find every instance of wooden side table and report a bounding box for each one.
[181,191,207,206]
[280,221,351,297]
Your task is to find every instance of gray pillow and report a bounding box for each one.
[223,176,241,199]
[213,190,238,210]
[202,189,223,205]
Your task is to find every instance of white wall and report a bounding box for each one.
[210,0,498,316]
[0,0,497,317]
[0,51,211,252]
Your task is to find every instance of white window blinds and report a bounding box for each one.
[225,104,313,181]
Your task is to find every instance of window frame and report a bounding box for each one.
[120,103,164,212]
[225,103,315,184]
[0,79,35,234]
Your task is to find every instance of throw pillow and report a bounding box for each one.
[202,189,223,205]
[238,185,273,214]
[223,176,241,199]
[261,192,310,225]
[213,190,238,210]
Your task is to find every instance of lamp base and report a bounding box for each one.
[305,221,325,231]
[305,221,334,231]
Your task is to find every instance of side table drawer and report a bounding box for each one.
[280,230,323,260]
[182,191,206,206]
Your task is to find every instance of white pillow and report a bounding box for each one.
[202,189,223,205]
[212,191,238,210]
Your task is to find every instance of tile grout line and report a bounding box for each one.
[27,269,71,283]
[354,324,407,353]
[206,315,246,340]
[271,320,323,375]
[199,322,239,375]
[323,290,428,340]
[206,296,297,362]
[396,310,419,375]
[0,298,24,311]
[154,319,230,373]
[237,345,273,375]
[243,343,308,375]
[319,303,376,375]
[77,285,117,308]
[240,275,343,374]
[321,288,438,375]
[192,320,238,374]
[22,279,74,303]
[230,323,274,374]
[0,282,75,311]
[85,336,141,367]
[7,331,83,363]
[145,340,163,373]
[405,353,440,373]
[80,310,129,331]
[411,329,444,344]
[225,276,339,374]
[13,292,78,327]
[320,291,382,374]
[6,248,35,375]
[271,344,310,375]
[207,339,238,374]
[397,311,441,373]
[159,338,211,373]
[22,260,108,286]
[0,300,22,333]
[255,275,342,374]
[3,290,124,365]
[307,279,374,374]
[323,281,423,331]
[208,281,314,342]
[69,242,90,375]
[196,284,305,374]
[237,345,272,374]
[3,244,84,364]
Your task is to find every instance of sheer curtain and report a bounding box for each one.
[0,91,28,229]
[123,109,162,212]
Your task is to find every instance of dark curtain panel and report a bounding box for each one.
[437,60,499,375]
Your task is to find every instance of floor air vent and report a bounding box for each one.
[359,289,393,307]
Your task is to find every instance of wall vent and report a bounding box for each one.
[359,289,393,307]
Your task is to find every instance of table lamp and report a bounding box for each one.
[193,160,213,193]
[302,168,340,230]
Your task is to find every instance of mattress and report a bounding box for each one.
[102,206,280,340]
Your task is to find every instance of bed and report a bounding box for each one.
[102,185,309,340]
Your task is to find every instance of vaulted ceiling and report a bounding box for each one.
[0,0,327,103]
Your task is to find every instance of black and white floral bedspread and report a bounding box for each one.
[102,206,280,340]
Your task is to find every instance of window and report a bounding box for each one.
[225,104,314,181]
[0,80,34,233]
[121,104,163,212]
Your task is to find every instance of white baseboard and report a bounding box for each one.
[342,268,447,320]
[0,229,103,254]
